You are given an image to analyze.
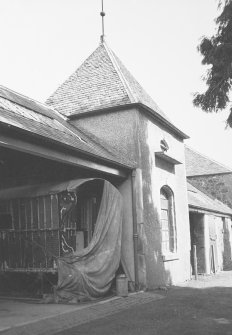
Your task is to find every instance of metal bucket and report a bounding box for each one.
[116,274,128,297]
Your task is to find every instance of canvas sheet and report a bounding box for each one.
[56,180,123,300]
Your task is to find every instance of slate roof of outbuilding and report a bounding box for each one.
[185,146,232,177]
[188,182,232,216]
[46,42,188,139]
[0,85,135,169]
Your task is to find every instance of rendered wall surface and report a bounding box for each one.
[137,112,191,287]
[118,178,135,287]
[71,108,191,288]
[73,109,139,163]
[188,174,232,209]
[72,110,137,286]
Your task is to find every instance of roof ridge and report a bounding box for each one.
[185,145,232,173]
[102,41,137,104]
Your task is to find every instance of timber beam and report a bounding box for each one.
[0,133,128,178]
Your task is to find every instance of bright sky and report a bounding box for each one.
[1,0,232,168]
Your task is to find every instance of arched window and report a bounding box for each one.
[160,186,176,253]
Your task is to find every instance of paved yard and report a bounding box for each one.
[55,271,232,335]
[0,292,163,334]
[1,271,232,335]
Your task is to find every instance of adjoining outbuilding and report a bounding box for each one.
[188,182,232,275]
[185,146,232,209]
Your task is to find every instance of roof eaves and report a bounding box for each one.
[188,204,232,217]
[137,103,189,139]
[187,172,232,178]
[68,102,135,120]
[67,101,189,139]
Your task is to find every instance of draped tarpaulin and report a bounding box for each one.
[56,180,123,301]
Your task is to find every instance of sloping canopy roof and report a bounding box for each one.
[188,182,232,216]
[0,85,58,119]
[185,146,232,177]
[46,42,188,139]
[0,85,135,169]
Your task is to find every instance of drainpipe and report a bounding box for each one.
[131,169,139,291]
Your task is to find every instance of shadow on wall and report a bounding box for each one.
[138,121,172,288]
[155,157,175,175]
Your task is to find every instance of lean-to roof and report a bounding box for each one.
[188,182,232,216]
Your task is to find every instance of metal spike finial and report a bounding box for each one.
[100,0,105,42]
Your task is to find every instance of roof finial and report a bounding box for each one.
[100,0,105,43]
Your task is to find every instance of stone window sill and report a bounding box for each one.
[162,253,179,262]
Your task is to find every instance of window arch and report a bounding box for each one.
[160,186,176,253]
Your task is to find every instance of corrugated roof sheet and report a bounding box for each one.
[188,182,232,215]
[0,85,135,169]
[185,146,232,177]
[46,42,172,123]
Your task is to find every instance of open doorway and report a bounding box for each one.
[189,212,206,275]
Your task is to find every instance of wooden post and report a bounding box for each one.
[193,245,198,280]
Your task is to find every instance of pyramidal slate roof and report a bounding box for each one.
[185,146,232,177]
[46,41,188,138]
[188,182,232,216]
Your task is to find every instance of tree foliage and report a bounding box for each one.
[193,0,232,127]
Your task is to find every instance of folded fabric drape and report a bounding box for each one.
[56,180,123,301]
